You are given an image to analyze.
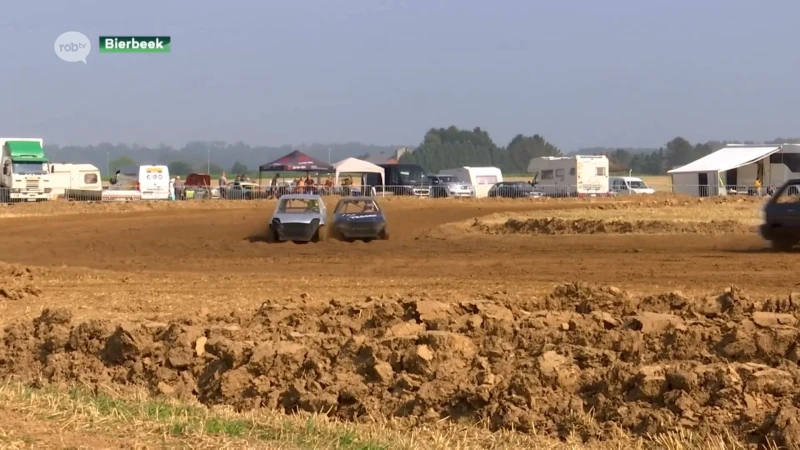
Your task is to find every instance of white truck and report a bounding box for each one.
[0,138,52,202]
[526,155,610,197]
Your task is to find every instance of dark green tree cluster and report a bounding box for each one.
[579,137,717,175]
[398,126,561,173]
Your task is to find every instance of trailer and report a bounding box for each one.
[50,163,102,200]
[439,166,502,198]
[526,155,609,197]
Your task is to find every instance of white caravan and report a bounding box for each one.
[0,138,52,202]
[526,155,609,197]
[609,176,655,195]
[439,166,503,198]
[50,163,102,200]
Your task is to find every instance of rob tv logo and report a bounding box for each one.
[54,31,91,64]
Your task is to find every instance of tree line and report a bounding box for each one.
[43,131,800,177]
[401,128,800,174]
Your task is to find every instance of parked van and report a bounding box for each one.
[50,163,102,200]
[106,164,170,201]
[138,165,170,200]
[439,166,502,198]
[609,176,655,195]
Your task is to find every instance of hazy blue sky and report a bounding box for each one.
[2,1,798,151]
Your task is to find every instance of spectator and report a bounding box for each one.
[270,173,280,198]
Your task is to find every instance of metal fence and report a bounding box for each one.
[0,182,778,204]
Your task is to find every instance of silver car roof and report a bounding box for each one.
[280,194,324,201]
[338,196,378,203]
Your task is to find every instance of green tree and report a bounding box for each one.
[109,156,136,174]
[506,134,561,172]
[665,137,695,170]
[206,163,223,174]
[231,162,248,174]
[400,126,503,173]
[168,161,193,176]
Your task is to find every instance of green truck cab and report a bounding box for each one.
[0,139,52,202]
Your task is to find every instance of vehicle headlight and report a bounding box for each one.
[44,188,52,193]
[11,188,20,193]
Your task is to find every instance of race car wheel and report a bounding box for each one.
[771,238,796,252]
[312,226,326,243]
[378,228,389,240]
[264,225,280,243]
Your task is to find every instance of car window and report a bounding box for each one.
[336,200,379,214]
[279,198,320,213]
[775,184,800,204]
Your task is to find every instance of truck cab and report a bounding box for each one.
[0,139,52,202]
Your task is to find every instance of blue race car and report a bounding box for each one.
[330,196,389,242]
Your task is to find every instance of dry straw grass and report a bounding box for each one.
[0,382,770,449]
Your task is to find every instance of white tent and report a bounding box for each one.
[332,157,385,185]
[667,145,780,196]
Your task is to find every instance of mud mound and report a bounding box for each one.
[8,284,800,446]
[0,262,41,300]
[476,217,748,235]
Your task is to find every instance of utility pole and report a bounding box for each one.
[106,152,109,177]
[328,147,331,164]
[207,148,210,173]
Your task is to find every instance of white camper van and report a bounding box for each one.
[526,155,609,197]
[609,176,655,195]
[439,166,503,198]
[50,163,102,200]
[137,165,170,200]
[106,164,170,201]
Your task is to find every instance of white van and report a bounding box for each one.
[609,176,655,195]
[138,165,170,200]
[50,163,102,199]
[439,166,503,198]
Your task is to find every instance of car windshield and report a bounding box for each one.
[628,181,648,189]
[437,176,457,183]
[336,199,379,214]
[278,198,320,213]
[12,162,48,175]
[398,168,425,184]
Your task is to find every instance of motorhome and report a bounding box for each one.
[0,138,52,202]
[50,163,102,200]
[439,166,502,198]
[364,163,429,196]
[526,155,609,197]
[609,176,655,195]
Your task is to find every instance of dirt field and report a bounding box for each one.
[0,194,797,449]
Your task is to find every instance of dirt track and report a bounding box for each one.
[1,196,800,446]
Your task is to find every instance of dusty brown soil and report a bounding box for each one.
[0,196,796,447]
[474,217,750,235]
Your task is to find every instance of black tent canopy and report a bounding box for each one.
[258,150,334,173]
[258,150,335,185]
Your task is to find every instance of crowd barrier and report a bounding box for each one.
[0,183,777,203]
